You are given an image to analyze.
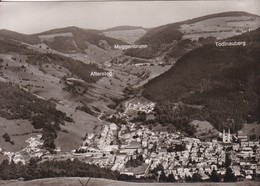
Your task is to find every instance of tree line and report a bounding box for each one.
[0,158,242,183]
[0,158,118,181]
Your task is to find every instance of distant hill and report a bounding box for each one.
[0,27,127,54]
[125,11,260,61]
[143,28,260,131]
[35,26,126,53]
[0,38,102,83]
[104,25,145,32]
[103,26,147,44]
[0,29,41,45]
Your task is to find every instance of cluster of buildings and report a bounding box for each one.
[1,110,259,182]
[96,123,118,151]
[3,135,49,164]
[71,123,260,181]
[127,102,155,114]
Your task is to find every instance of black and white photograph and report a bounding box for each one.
[0,0,260,185]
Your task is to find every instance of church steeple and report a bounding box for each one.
[223,128,231,143]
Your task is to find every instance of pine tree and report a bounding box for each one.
[224,167,237,182]
[0,159,9,180]
[159,170,167,182]
[210,169,221,182]
[167,173,176,182]
[192,173,202,182]
[24,158,41,180]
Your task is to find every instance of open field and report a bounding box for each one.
[180,16,260,40]
[0,117,39,152]
[55,100,103,152]
[133,64,172,88]
[190,120,219,140]
[103,28,147,44]
[39,32,74,42]
[0,53,69,101]
[241,123,260,140]
[1,177,259,186]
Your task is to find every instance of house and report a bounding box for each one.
[237,130,247,142]
[256,148,260,161]
[141,139,148,147]
[158,148,167,156]
[204,165,211,173]
[238,147,254,158]
[244,169,253,175]
[103,145,119,152]
[87,133,94,140]
[125,141,142,149]
[110,123,118,131]
[231,165,241,176]
[256,164,260,175]
[211,164,217,171]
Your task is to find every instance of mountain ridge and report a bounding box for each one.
[0,26,127,54]
[103,25,146,32]
[125,11,260,60]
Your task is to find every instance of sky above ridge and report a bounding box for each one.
[0,0,259,34]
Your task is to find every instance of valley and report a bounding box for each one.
[0,10,260,184]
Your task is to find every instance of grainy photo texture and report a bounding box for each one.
[0,0,260,185]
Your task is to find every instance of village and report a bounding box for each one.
[1,98,260,182]
[69,121,260,181]
[0,95,259,182]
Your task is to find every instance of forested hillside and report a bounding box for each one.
[143,28,260,131]
[0,82,72,151]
